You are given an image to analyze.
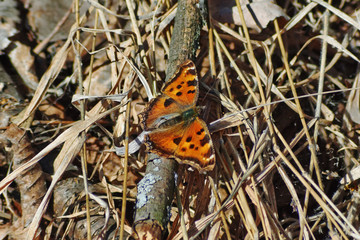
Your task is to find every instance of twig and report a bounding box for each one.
[132,0,202,238]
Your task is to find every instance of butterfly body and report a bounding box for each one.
[140,60,215,172]
[157,107,198,129]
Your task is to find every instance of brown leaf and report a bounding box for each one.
[0,0,19,51]
[210,0,288,32]
[8,42,39,91]
[0,124,47,238]
[346,68,360,124]
[27,0,82,41]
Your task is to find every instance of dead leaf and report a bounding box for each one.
[38,100,65,120]
[27,0,88,41]
[82,63,112,96]
[0,0,19,51]
[209,0,288,32]
[346,66,360,124]
[8,42,39,91]
[0,124,47,238]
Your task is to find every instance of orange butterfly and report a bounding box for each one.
[140,60,215,172]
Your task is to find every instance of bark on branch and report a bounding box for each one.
[132,0,202,239]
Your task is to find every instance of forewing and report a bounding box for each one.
[161,60,198,107]
[140,95,181,130]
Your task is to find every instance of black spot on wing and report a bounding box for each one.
[164,98,175,108]
[187,80,197,87]
[176,84,182,89]
[200,134,210,146]
[181,147,186,152]
[169,88,174,92]
[176,92,183,96]
[173,137,181,145]
[189,144,195,149]
[187,68,196,76]
[187,90,196,94]
[196,128,205,135]
[186,137,192,142]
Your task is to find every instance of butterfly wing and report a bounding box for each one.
[141,60,198,130]
[141,60,215,172]
[161,60,198,107]
[174,117,215,171]
[144,122,187,159]
[145,118,215,172]
[140,95,183,130]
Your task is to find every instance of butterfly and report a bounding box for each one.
[140,60,215,172]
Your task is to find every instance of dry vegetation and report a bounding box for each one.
[1,0,360,239]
